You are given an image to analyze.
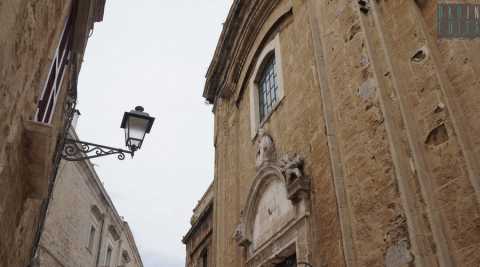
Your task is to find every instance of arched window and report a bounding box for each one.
[257,54,279,122]
[249,34,285,138]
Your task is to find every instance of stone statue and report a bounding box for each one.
[255,129,275,168]
[279,153,304,183]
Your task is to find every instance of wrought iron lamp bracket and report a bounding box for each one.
[62,138,134,161]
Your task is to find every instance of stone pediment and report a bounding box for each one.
[234,131,310,252]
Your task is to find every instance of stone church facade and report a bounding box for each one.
[202,0,480,266]
[36,131,143,267]
[0,0,105,266]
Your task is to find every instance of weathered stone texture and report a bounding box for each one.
[211,1,344,266]
[205,0,480,266]
[0,0,108,265]
[38,152,143,267]
[0,1,73,266]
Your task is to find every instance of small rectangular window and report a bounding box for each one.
[88,226,96,252]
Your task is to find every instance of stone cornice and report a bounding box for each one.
[122,221,144,266]
[71,0,106,70]
[191,182,214,224]
[182,182,214,243]
[66,130,143,266]
[68,130,124,227]
[182,202,213,244]
[203,0,281,104]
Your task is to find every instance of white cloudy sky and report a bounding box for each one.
[76,1,232,266]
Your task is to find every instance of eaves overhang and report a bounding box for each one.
[71,0,106,60]
[202,0,242,104]
[203,0,282,106]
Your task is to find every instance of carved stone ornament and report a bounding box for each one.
[279,153,304,184]
[279,153,310,203]
[255,129,275,168]
[235,131,311,248]
[233,221,251,247]
[255,130,310,202]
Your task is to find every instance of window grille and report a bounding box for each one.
[258,55,279,122]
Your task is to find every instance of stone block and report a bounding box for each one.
[22,120,54,199]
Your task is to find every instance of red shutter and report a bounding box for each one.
[35,11,74,123]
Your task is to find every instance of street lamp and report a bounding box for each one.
[121,106,155,152]
[62,106,155,161]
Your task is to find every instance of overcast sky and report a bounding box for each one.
[76,1,232,266]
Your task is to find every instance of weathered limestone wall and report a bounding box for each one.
[309,0,480,265]
[209,0,480,266]
[0,1,73,266]
[310,1,428,265]
[38,157,143,267]
[212,1,344,266]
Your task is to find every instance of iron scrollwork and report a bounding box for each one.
[62,138,133,161]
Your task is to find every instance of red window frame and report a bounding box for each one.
[35,12,74,124]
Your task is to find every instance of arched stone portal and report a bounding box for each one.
[234,131,312,267]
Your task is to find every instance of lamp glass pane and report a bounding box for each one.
[124,124,129,147]
[127,116,149,149]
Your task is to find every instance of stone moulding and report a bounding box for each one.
[90,205,103,221]
[235,163,311,247]
[203,0,285,104]
[235,131,312,265]
[108,225,120,241]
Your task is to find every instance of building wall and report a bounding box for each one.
[184,184,214,267]
[38,150,143,267]
[0,0,106,265]
[184,210,213,267]
[0,1,74,266]
[205,0,480,266]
